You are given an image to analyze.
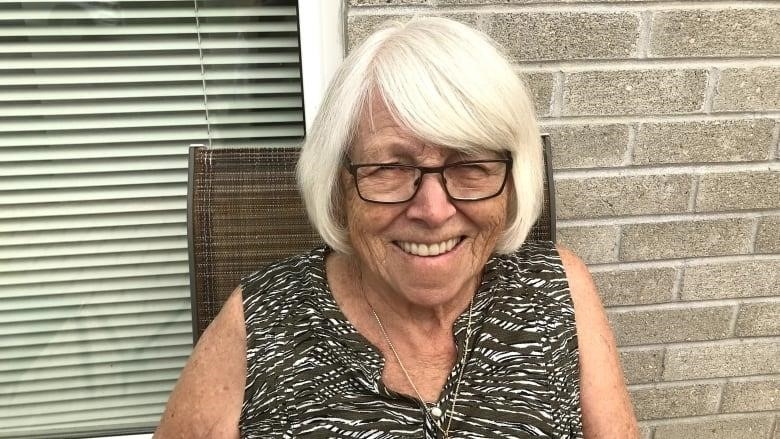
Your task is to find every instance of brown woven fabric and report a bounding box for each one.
[188,136,555,343]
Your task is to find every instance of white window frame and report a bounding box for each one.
[299,0,344,133]
[85,1,342,438]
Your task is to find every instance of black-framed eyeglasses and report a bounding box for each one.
[345,158,512,204]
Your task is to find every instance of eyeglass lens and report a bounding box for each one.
[353,161,508,203]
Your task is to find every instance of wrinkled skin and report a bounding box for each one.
[342,97,508,324]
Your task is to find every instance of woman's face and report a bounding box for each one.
[343,99,509,310]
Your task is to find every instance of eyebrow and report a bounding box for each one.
[357,142,504,164]
[358,140,423,161]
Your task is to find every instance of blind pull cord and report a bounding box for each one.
[193,0,212,148]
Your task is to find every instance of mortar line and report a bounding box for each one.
[703,67,720,114]
[586,252,780,271]
[538,113,780,124]
[687,175,700,212]
[628,377,729,391]
[670,265,684,301]
[769,416,778,439]
[638,11,653,59]
[349,2,780,14]
[640,411,780,428]
[658,347,668,389]
[624,123,637,166]
[559,209,780,227]
[550,71,565,117]
[750,217,762,254]
[715,380,727,413]
[727,303,741,337]
[771,121,780,160]
[512,57,780,72]
[606,297,773,313]
[617,339,780,353]
[617,335,780,351]
[628,374,780,391]
[474,9,489,30]
[615,223,624,262]
[553,160,779,178]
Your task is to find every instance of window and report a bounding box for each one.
[0,1,341,437]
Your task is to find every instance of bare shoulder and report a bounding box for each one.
[154,287,247,439]
[555,245,639,439]
[556,245,596,302]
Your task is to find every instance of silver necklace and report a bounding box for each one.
[366,295,474,438]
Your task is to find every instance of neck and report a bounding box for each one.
[348,255,477,335]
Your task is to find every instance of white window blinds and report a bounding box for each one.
[0,1,304,437]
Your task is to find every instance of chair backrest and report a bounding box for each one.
[187,135,556,343]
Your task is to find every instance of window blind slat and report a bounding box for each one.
[0,262,189,286]
[1,331,193,360]
[1,184,186,204]
[0,170,188,191]
[0,224,184,246]
[0,198,186,219]
[0,358,186,388]
[2,410,162,437]
[1,52,300,69]
[1,328,193,350]
[1,96,302,117]
[0,5,296,20]
[0,21,297,37]
[1,323,191,348]
[1,305,191,333]
[0,81,301,101]
[0,144,192,161]
[0,250,189,274]
[0,212,187,233]
[8,382,181,409]
[5,372,181,403]
[3,415,160,439]
[0,110,303,132]
[2,67,300,86]
[0,275,190,299]
[0,156,186,175]
[0,125,302,147]
[0,345,192,374]
[0,285,188,311]
[1,365,185,392]
[0,138,300,162]
[1,392,172,422]
[0,36,298,53]
[0,236,187,259]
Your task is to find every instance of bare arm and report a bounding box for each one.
[154,287,247,439]
[557,245,639,439]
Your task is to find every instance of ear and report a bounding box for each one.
[334,170,351,229]
[504,177,517,225]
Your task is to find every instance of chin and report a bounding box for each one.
[393,276,472,305]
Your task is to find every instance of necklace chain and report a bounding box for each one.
[366,295,474,438]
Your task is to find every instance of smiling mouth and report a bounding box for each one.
[395,237,463,257]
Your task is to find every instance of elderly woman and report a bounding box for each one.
[156,17,637,438]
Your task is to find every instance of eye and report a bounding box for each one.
[449,162,501,178]
[357,165,414,180]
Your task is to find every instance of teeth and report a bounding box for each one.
[399,237,460,257]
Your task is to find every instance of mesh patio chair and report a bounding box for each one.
[187,134,556,343]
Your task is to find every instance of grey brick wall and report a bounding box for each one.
[346,1,779,436]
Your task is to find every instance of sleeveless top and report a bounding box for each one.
[239,240,583,438]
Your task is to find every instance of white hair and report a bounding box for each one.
[297,17,543,254]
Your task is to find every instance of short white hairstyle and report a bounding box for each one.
[297,17,543,255]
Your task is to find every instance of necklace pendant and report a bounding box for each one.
[430,406,443,418]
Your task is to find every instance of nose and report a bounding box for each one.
[405,172,457,226]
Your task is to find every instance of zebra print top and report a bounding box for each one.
[239,240,582,438]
